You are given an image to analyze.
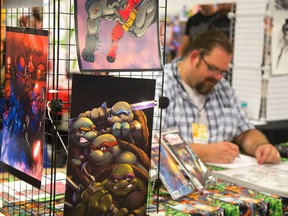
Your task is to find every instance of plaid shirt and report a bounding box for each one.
[157,58,254,143]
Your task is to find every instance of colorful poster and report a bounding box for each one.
[75,0,162,72]
[0,27,48,188]
[64,74,155,215]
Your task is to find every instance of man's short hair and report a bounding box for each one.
[183,29,233,57]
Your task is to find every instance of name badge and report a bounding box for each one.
[192,123,209,144]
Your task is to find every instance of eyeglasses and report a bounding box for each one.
[199,52,228,77]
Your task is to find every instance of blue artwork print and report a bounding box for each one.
[0,27,48,188]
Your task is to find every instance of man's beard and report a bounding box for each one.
[195,78,218,95]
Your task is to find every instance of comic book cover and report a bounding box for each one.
[212,180,284,216]
[154,129,216,191]
[183,192,240,216]
[151,141,195,200]
[203,191,260,216]
[152,188,239,216]
[159,196,224,216]
[164,202,224,216]
[224,191,268,215]
[203,186,268,216]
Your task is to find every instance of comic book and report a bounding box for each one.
[154,129,217,191]
[151,140,195,200]
[218,181,287,215]
[155,191,225,216]
[163,201,224,216]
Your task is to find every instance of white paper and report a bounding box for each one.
[205,153,258,169]
[266,161,288,171]
[213,165,288,197]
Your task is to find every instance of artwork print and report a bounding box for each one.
[0,27,48,188]
[64,74,155,215]
[276,0,288,10]
[272,10,288,74]
[75,0,162,72]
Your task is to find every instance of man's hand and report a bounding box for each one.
[254,143,281,164]
[191,142,240,164]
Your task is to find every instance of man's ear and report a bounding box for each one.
[189,50,200,62]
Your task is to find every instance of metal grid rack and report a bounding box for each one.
[0,0,74,215]
[0,0,168,215]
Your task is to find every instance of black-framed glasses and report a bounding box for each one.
[199,52,228,77]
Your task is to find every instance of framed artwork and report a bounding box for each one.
[276,0,288,10]
[0,27,48,188]
[74,0,162,72]
[64,74,155,215]
[271,6,288,74]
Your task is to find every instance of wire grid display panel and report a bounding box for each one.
[232,0,267,121]
[266,75,288,121]
[0,1,73,215]
[233,0,267,67]
[232,66,262,120]
[0,0,166,215]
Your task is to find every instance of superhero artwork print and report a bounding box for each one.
[0,27,48,188]
[75,0,162,72]
[64,74,155,216]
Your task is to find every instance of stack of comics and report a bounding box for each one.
[151,128,217,200]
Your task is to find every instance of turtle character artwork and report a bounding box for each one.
[65,162,148,216]
[75,0,162,71]
[64,74,156,215]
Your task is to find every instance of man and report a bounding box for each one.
[158,30,280,165]
[212,3,233,39]
[178,4,233,57]
[178,5,218,57]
